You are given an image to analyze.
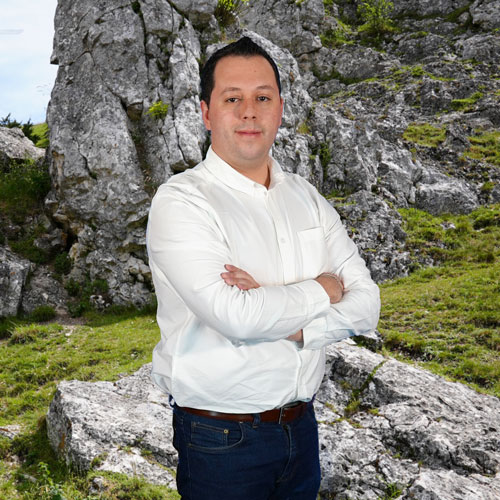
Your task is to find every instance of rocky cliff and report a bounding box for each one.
[37,0,499,307]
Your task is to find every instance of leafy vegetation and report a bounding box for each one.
[32,122,50,148]
[357,0,396,36]
[65,277,111,317]
[403,122,447,148]
[146,100,169,120]
[214,0,249,27]
[0,159,51,221]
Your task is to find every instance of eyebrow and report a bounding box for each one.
[220,85,276,94]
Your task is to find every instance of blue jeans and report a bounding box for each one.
[172,403,321,500]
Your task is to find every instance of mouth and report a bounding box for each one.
[236,129,262,138]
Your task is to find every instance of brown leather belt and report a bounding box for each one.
[177,401,309,424]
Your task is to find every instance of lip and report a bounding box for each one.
[236,129,262,137]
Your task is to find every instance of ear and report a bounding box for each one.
[200,100,211,131]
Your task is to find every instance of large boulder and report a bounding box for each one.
[46,364,176,488]
[46,344,500,499]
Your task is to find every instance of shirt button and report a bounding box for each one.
[279,237,286,243]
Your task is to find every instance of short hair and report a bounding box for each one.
[200,36,282,106]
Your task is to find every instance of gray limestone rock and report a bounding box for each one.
[415,169,479,214]
[240,0,324,56]
[0,246,31,317]
[0,127,45,168]
[20,266,69,315]
[310,103,421,206]
[470,0,500,30]
[457,34,500,64]
[46,364,177,488]
[168,0,217,27]
[315,342,500,499]
[47,344,500,499]
[333,192,411,282]
[391,0,471,17]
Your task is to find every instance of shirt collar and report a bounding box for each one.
[204,146,285,195]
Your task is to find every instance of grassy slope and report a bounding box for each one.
[378,205,500,396]
[0,311,179,499]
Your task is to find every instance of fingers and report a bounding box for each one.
[221,264,260,290]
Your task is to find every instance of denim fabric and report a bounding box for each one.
[172,403,321,500]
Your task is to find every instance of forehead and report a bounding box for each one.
[212,55,278,89]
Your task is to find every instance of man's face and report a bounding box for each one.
[201,55,283,176]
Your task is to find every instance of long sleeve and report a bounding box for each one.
[147,184,331,344]
[301,188,381,350]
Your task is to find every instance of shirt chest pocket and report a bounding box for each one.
[297,227,328,280]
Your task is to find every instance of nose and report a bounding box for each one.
[240,99,256,120]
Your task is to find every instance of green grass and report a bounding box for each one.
[463,129,500,166]
[0,308,181,499]
[451,91,483,112]
[379,205,500,397]
[32,123,49,148]
[403,123,447,148]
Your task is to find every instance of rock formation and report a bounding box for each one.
[40,0,499,305]
[0,126,45,168]
[47,341,500,499]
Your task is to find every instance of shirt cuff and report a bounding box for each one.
[293,279,331,316]
[301,316,328,350]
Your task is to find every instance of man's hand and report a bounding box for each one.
[286,330,303,343]
[221,264,302,343]
[221,264,260,290]
[315,273,344,304]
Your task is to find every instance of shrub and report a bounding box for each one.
[146,100,169,120]
[54,252,72,276]
[214,0,249,27]
[30,305,57,323]
[66,277,111,317]
[358,0,395,36]
[0,159,51,219]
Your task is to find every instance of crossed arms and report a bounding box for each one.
[221,264,345,343]
[147,180,380,349]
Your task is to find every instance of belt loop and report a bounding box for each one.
[278,406,285,425]
[252,413,261,429]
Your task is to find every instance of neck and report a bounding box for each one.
[233,161,271,188]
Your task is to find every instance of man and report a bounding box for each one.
[146,37,380,500]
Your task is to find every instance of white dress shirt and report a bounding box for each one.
[146,147,380,413]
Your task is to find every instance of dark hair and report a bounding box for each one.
[200,36,282,106]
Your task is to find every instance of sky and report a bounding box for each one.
[0,0,58,124]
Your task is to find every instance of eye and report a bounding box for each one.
[226,97,239,103]
[257,96,270,102]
